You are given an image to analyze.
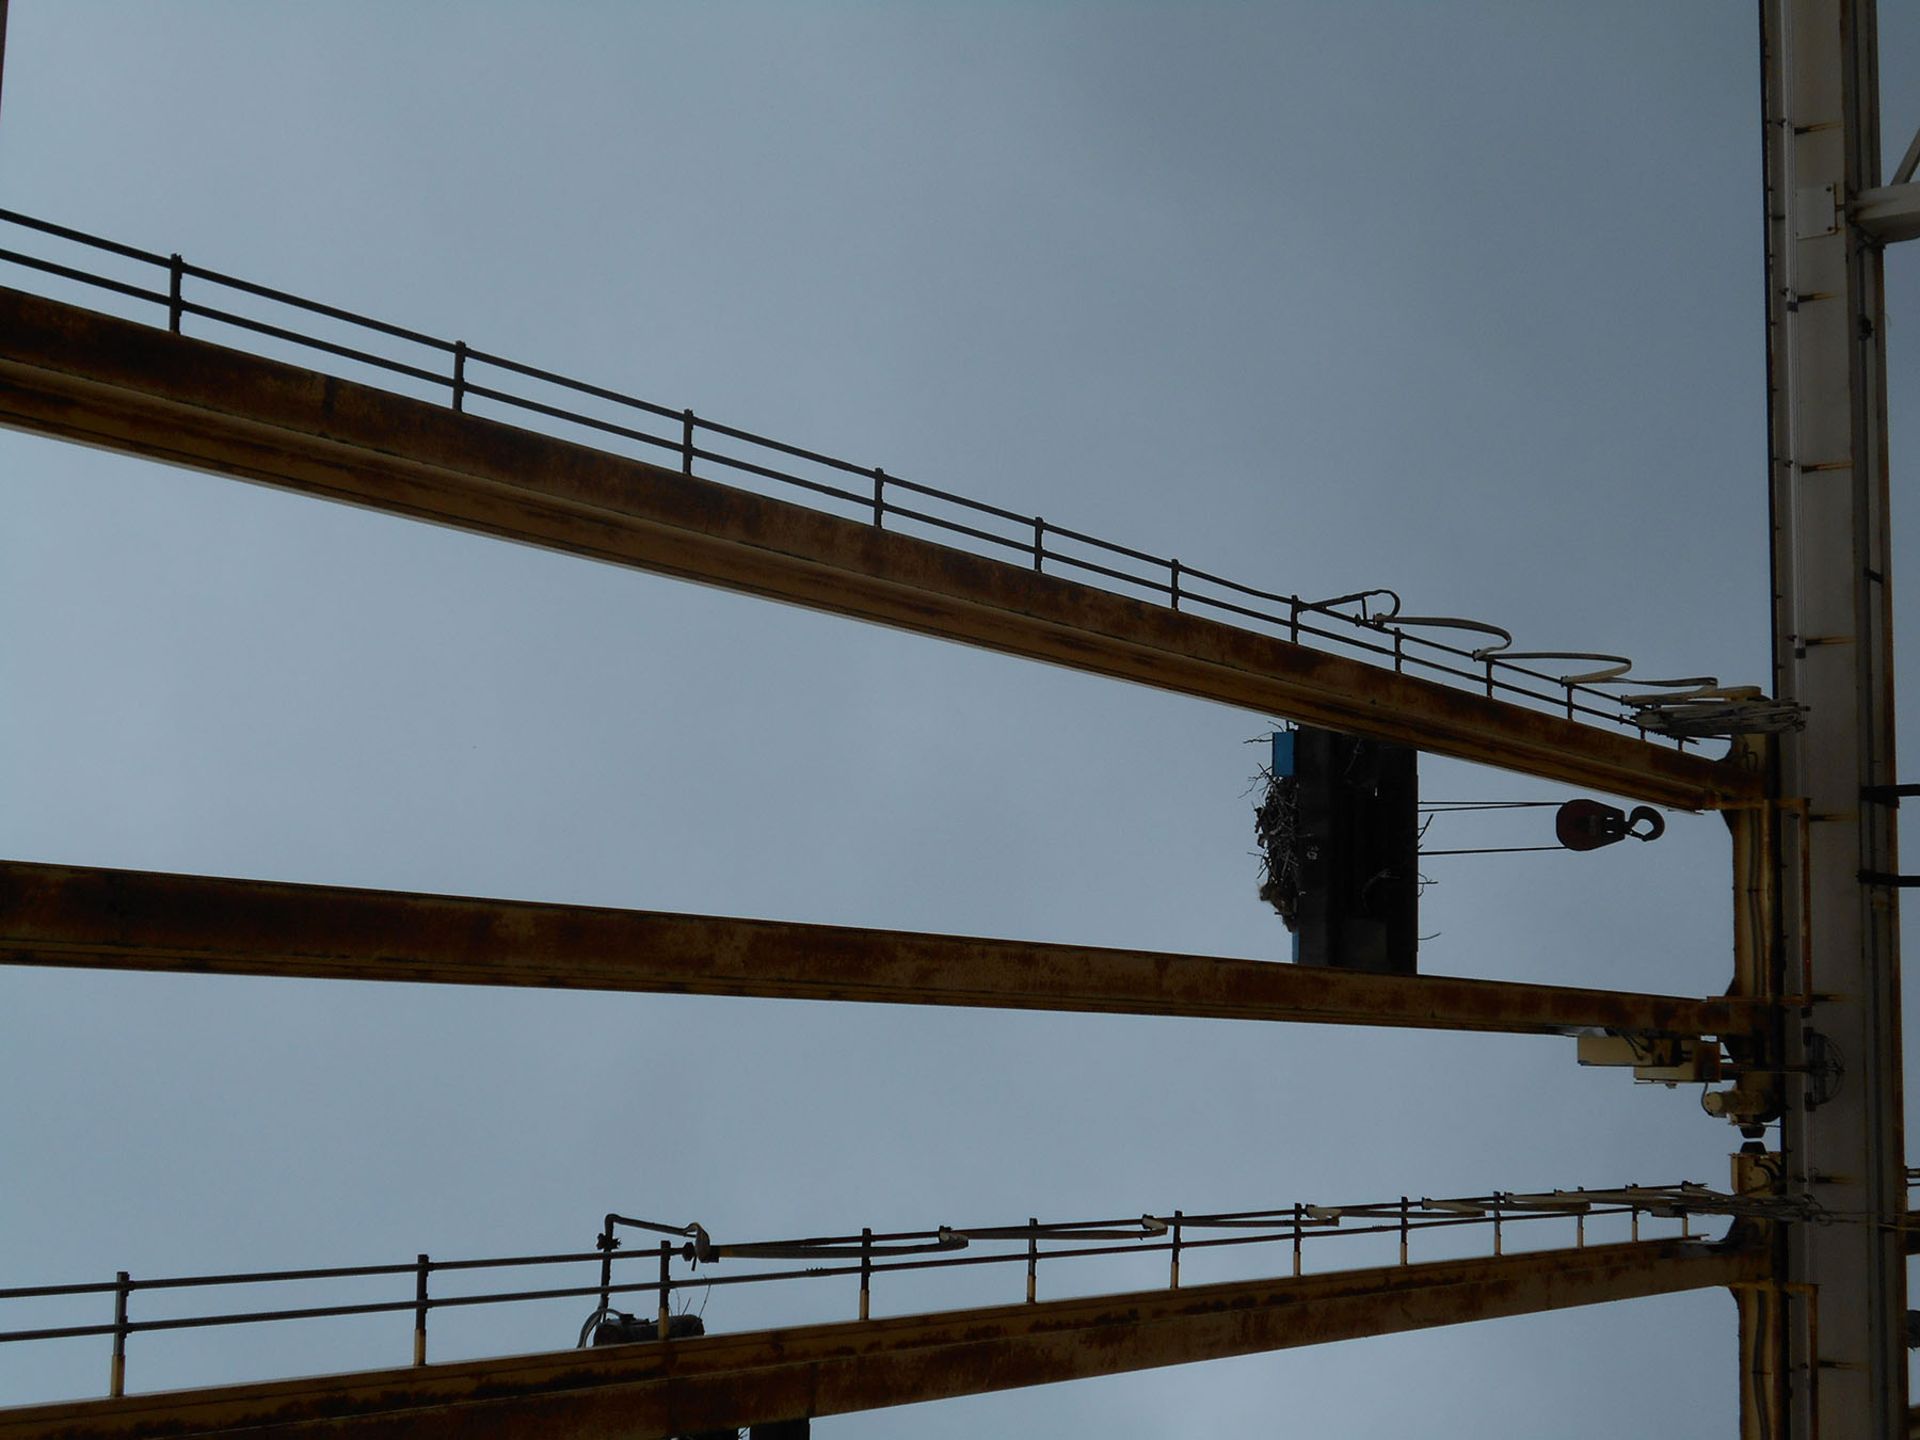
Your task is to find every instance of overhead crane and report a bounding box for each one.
[0,1,1914,1436]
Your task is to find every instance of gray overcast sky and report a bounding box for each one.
[2,2,1917,1433]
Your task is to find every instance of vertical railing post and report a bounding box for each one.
[166,256,183,335]
[1291,1203,1303,1277]
[858,1227,872,1321]
[1032,518,1045,573]
[681,409,695,476]
[1169,559,1181,612]
[657,1241,672,1340]
[412,1254,429,1365]
[1492,1194,1504,1256]
[596,1214,617,1322]
[1483,657,1496,698]
[1288,599,1301,647]
[1629,1184,1640,1243]
[1025,1218,1038,1303]
[1169,1211,1182,1290]
[872,468,886,530]
[109,1271,129,1398]
[1399,1197,1409,1266]
[451,342,468,413]
[1576,1189,1586,1249]
[1393,631,1404,674]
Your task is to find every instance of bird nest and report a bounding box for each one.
[1253,768,1302,930]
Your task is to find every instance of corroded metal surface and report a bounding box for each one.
[0,288,1761,809]
[0,1238,1765,1440]
[0,861,1763,1038]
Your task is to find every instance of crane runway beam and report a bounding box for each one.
[0,861,1763,1039]
[0,1238,1766,1440]
[0,286,1761,810]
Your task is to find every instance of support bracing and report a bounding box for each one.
[0,861,1760,1039]
[0,1239,1766,1440]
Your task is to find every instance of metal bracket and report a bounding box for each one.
[1576,1031,1722,1086]
[1802,1031,1843,1111]
[1858,782,1920,807]
[1853,181,1920,244]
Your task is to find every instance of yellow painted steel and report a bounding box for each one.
[0,1239,1765,1440]
[0,287,1761,810]
[0,861,1763,1039]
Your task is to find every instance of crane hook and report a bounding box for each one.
[1555,799,1665,851]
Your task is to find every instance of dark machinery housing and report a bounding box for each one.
[583,1311,808,1439]
[1256,726,1419,975]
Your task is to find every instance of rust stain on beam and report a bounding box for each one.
[0,1239,1766,1440]
[0,861,1763,1038]
[0,288,1761,810]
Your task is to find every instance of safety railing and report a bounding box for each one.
[0,1183,1739,1400]
[0,209,1689,745]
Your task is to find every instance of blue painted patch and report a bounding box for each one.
[1270,730,1295,777]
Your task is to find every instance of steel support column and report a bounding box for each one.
[0,1239,1766,1440]
[0,288,1760,809]
[1760,1,1906,1434]
[0,860,1760,1039]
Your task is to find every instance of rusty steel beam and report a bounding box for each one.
[0,1238,1766,1440]
[0,288,1760,810]
[0,861,1763,1038]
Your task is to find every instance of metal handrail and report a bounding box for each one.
[0,1183,1713,1400]
[0,207,1686,744]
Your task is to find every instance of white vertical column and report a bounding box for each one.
[1762,2,1905,1436]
